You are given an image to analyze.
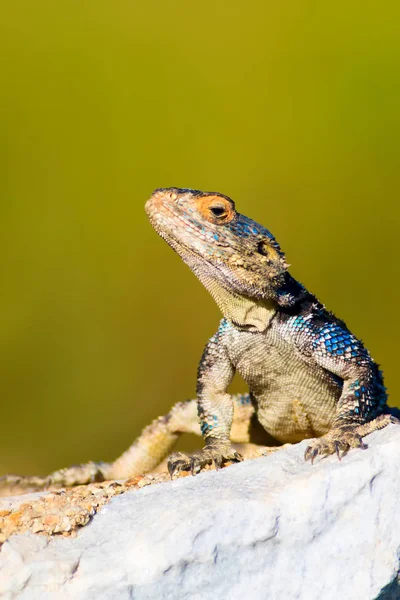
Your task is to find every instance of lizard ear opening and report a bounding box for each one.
[256,240,287,274]
[257,240,282,263]
[257,241,270,256]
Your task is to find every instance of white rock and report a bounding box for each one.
[1,425,400,600]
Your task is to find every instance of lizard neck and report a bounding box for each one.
[195,272,308,332]
[199,276,277,332]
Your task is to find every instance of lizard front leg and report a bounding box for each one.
[168,327,241,477]
[303,320,394,463]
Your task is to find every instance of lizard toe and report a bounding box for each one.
[178,445,243,477]
[304,427,369,464]
[304,445,319,464]
[167,452,191,479]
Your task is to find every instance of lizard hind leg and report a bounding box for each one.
[0,395,259,495]
[109,399,201,479]
[0,399,201,497]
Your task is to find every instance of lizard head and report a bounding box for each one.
[145,188,295,318]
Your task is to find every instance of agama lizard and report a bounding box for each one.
[1,187,397,494]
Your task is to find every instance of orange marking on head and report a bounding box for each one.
[195,195,235,224]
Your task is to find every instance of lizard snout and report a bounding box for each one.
[145,188,181,216]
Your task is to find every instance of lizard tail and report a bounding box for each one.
[0,395,255,496]
[0,400,201,496]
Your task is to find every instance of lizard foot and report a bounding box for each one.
[304,427,367,464]
[168,445,242,478]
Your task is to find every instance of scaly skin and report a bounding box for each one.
[145,188,397,475]
[1,187,397,494]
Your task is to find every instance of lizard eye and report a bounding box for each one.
[210,205,227,217]
[197,195,235,223]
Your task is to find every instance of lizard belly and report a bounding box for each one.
[227,329,340,443]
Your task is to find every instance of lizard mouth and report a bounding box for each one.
[147,212,216,268]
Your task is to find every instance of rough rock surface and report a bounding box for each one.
[1,426,400,600]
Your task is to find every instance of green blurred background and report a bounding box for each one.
[0,1,399,475]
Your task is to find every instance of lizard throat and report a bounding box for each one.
[149,223,278,331]
[198,274,277,332]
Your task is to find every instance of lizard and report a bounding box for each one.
[1,187,397,494]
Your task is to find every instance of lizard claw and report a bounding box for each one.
[189,446,242,475]
[190,456,202,476]
[358,437,368,450]
[168,452,191,479]
[304,427,368,464]
[334,441,341,461]
[304,446,319,465]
